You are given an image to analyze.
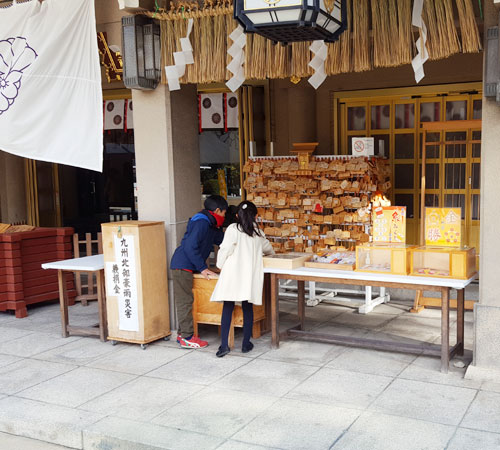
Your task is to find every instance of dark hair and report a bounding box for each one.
[236,201,262,237]
[222,204,238,228]
[204,195,228,212]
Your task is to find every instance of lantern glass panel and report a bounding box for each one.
[136,25,145,78]
[304,9,313,21]
[244,0,302,9]
[122,25,138,80]
[154,30,161,78]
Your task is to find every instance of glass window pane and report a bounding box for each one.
[395,104,415,129]
[473,99,482,120]
[471,194,480,220]
[374,134,389,157]
[419,163,440,189]
[395,194,414,218]
[371,105,390,130]
[444,194,465,219]
[446,100,467,121]
[420,102,440,122]
[445,132,467,158]
[348,106,366,130]
[419,132,440,159]
[445,163,466,189]
[395,134,414,159]
[425,193,439,207]
[395,164,414,189]
[472,163,480,189]
[472,130,481,157]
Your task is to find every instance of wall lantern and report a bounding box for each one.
[234,0,346,44]
[121,15,161,90]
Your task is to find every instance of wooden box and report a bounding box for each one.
[356,244,415,275]
[0,227,75,318]
[304,251,355,271]
[102,221,170,345]
[263,253,310,269]
[410,246,476,279]
[192,274,266,349]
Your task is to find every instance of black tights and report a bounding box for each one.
[220,301,253,349]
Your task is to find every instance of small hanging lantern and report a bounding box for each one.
[121,15,161,90]
[234,0,346,44]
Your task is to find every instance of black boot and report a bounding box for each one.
[242,341,254,354]
[216,346,230,357]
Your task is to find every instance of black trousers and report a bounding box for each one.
[220,301,253,348]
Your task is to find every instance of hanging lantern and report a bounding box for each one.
[234,0,346,44]
[121,15,161,90]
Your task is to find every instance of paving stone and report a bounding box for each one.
[375,316,443,343]
[0,327,35,342]
[83,416,223,450]
[397,355,481,389]
[0,359,76,395]
[0,332,81,358]
[216,440,283,450]
[147,350,251,385]
[286,367,392,410]
[447,428,500,450]
[461,390,500,433]
[369,378,477,426]
[329,311,396,330]
[326,347,415,377]
[332,411,455,450]
[0,353,23,368]
[18,366,135,408]
[259,339,346,367]
[87,344,187,375]
[480,380,500,394]
[232,398,359,450]
[0,431,71,450]
[152,387,277,438]
[0,397,104,448]
[33,338,122,365]
[80,376,203,422]
[214,358,318,397]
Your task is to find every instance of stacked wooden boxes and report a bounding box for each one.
[243,156,391,253]
[0,228,75,318]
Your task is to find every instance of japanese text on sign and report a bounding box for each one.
[372,206,406,243]
[425,207,462,247]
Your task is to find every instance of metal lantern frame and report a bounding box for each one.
[122,15,161,90]
[234,0,346,44]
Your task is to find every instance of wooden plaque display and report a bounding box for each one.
[102,221,170,345]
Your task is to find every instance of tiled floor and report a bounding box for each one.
[0,288,497,450]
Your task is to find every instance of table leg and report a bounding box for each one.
[97,270,107,342]
[264,274,271,333]
[58,270,69,338]
[271,273,279,349]
[298,280,305,330]
[457,288,465,356]
[441,287,450,373]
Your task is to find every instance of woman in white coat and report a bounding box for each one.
[210,201,274,357]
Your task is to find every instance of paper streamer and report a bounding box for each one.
[411,0,428,84]
[308,40,328,89]
[226,25,246,92]
[165,18,194,91]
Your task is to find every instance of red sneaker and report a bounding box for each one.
[179,335,208,349]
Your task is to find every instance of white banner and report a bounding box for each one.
[200,93,224,129]
[104,99,125,130]
[226,93,238,129]
[0,0,103,171]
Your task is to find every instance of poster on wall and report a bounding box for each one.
[372,206,406,243]
[425,207,462,247]
[351,137,374,156]
[103,234,139,332]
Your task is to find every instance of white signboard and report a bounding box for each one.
[352,137,374,156]
[106,234,139,332]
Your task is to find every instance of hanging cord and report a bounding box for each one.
[478,0,483,20]
[152,0,159,18]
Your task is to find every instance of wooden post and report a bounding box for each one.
[270,273,279,348]
[58,270,69,338]
[297,280,305,330]
[441,287,450,373]
[457,288,465,356]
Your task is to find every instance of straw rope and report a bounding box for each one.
[147,0,481,85]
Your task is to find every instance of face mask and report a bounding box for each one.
[209,211,225,227]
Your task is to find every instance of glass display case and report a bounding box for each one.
[356,243,415,275]
[410,246,476,279]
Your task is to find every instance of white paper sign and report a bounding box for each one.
[113,234,139,332]
[352,137,374,156]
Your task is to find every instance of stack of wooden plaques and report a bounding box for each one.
[0,228,76,318]
[243,156,391,253]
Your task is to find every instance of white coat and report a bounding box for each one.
[210,223,275,305]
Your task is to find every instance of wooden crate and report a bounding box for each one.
[263,253,310,269]
[0,227,75,318]
[192,274,266,349]
[356,244,415,275]
[410,246,476,279]
[102,221,170,345]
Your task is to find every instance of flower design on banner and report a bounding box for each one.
[0,37,38,115]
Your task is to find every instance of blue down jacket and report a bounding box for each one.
[170,210,224,272]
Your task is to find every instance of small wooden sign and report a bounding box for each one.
[372,206,406,244]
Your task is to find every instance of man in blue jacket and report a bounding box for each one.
[171,195,228,349]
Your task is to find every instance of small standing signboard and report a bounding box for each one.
[372,206,406,243]
[425,207,462,247]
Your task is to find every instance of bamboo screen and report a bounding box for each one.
[145,0,482,85]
